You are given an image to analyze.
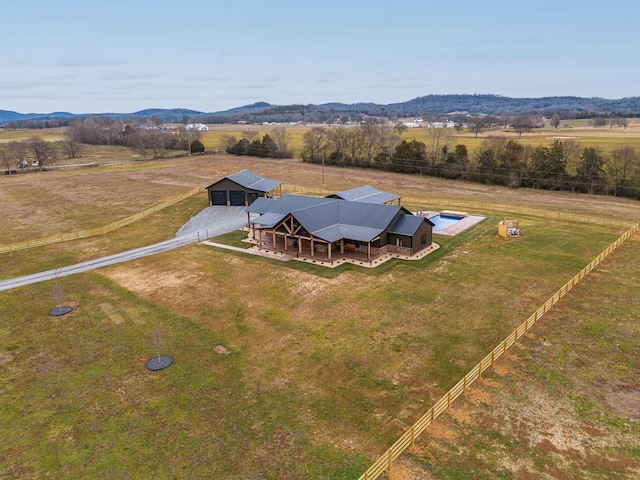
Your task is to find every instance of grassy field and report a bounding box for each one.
[196,120,640,158]
[1,153,639,478]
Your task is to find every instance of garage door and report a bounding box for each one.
[210,190,227,205]
[229,190,246,206]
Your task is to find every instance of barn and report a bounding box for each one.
[205,169,282,207]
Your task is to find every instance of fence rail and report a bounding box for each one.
[0,188,203,254]
[359,221,638,480]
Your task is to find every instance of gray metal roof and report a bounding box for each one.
[248,193,415,243]
[247,194,333,215]
[389,215,431,236]
[212,169,281,193]
[330,185,401,204]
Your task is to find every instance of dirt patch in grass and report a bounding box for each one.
[597,381,640,418]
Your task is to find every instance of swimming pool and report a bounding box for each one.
[429,214,464,231]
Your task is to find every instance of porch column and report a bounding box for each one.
[310,237,314,257]
[284,235,288,251]
[367,242,371,262]
[272,231,276,249]
[259,229,263,247]
[328,242,332,261]
[340,239,344,255]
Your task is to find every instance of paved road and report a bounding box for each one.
[0,206,250,293]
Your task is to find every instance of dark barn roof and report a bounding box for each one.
[206,169,281,193]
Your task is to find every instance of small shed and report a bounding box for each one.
[205,169,281,207]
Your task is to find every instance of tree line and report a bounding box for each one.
[221,127,293,158]
[300,123,640,200]
[1,117,206,174]
[65,117,204,158]
[0,136,60,173]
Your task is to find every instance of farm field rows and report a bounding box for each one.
[1,153,639,478]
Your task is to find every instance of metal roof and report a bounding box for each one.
[248,193,416,243]
[208,169,281,193]
[247,194,334,215]
[389,215,432,236]
[330,185,401,204]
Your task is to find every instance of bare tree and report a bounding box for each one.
[128,127,171,159]
[8,141,29,171]
[301,126,327,162]
[360,120,383,164]
[0,144,12,173]
[551,113,561,129]
[151,323,167,363]
[560,138,582,176]
[607,146,639,196]
[424,124,451,165]
[325,126,350,162]
[220,134,240,152]
[178,125,201,154]
[270,126,292,158]
[242,129,260,143]
[394,123,408,136]
[512,115,534,138]
[469,117,487,137]
[59,130,83,159]
[25,136,57,171]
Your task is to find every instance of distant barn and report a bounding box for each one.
[205,169,282,207]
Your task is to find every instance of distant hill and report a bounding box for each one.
[0,110,76,123]
[3,95,640,126]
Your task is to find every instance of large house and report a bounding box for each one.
[205,169,281,207]
[247,187,433,262]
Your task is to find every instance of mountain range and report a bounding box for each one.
[3,94,640,125]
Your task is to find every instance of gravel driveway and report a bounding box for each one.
[0,206,253,292]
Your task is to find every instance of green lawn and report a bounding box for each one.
[0,208,628,478]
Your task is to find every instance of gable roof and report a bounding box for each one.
[248,194,412,243]
[329,185,401,204]
[206,169,281,193]
[388,215,433,236]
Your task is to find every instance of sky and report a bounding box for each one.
[2,0,639,114]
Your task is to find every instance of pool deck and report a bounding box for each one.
[414,211,486,236]
[435,215,486,236]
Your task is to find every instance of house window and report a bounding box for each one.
[395,237,402,247]
[420,233,427,246]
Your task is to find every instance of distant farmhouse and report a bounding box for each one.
[247,185,433,262]
[205,169,282,206]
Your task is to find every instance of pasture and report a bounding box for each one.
[1,152,639,478]
[197,119,640,158]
